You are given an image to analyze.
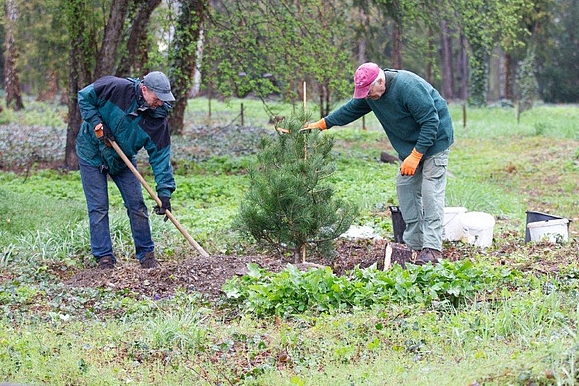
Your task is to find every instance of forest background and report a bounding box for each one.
[0,0,577,171]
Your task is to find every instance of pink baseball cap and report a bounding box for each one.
[353,62,380,99]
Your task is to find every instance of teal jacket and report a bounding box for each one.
[76,76,175,198]
[325,69,454,160]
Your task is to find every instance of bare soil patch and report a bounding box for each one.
[65,239,390,301]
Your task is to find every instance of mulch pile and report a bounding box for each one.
[65,238,389,301]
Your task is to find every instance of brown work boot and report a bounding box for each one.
[97,256,116,270]
[140,252,160,269]
[414,248,441,265]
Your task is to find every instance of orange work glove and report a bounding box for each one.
[94,123,104,139]
[300,118,327,132]
[400,148,423,176]
[94,122,115,147]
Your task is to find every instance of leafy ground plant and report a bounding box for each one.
[223,259,518,316]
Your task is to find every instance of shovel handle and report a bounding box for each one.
[110,140,209,257]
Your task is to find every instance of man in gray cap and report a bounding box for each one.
[143,71,176,104]
[76,71,176,270]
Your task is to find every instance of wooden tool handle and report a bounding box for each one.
[110,140,209,257]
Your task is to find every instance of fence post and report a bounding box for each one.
[240,103,244,126]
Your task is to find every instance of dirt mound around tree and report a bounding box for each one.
[65,239,389,301]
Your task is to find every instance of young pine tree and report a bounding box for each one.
[234,115,359,263]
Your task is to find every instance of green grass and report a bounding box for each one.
[0,99,66,127]
[3,291,579,385]
[2,100,579,384]
[0,181,86,249]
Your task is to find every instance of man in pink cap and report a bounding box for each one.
[303,62,454,264]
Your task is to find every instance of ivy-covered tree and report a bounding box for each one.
[516,44,538,116]
[234,115,359,263]
[4,0,24,110]
[456,0,530,107]
[167,0,206,134]
[63,0,96,169]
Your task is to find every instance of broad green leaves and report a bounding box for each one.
[223,259,519,317]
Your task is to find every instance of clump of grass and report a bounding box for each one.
[533,121,549,136]
[445,179,524,216]
[0,188,86,243]
[0,100,67,127]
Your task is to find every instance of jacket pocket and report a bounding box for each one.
[99,143,126,175]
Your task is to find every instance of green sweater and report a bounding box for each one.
[325,69,454,160]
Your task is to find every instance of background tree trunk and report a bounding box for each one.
[391,19,402,68]
[64,0,95,170]
[356,8,369,64]
[94,0,131,78]
[504,52,514,101]
[117,0,162,77]
[458,32,468,100]
[37,70,58,102]
[389,0,403,69]
[425,27,433,84]
[440,20,454,99]
[168,0,206,135]
[4,0,24,111]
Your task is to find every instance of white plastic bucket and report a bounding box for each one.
[460,211,495,248]
[443,207,467,241]
[527,218,569,243]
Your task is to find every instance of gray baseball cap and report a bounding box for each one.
[143,71,175,102]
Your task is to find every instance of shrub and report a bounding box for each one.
[233,115,359,262]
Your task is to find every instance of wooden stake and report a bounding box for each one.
[303,81,307,112]
[302,81,308,160]
[384,243,392,270]
[240,103,244,126]
[384,242,414,268]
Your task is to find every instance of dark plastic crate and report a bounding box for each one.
[525,210,566,243]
